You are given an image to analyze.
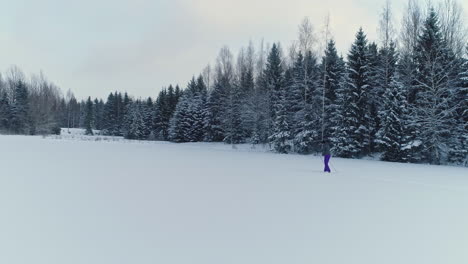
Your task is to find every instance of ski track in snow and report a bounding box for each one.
[1,134,467,264]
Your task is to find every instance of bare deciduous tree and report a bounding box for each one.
[215,46,234,84]
[378,0,396,49]
[202,64,212,91]
[28,72,62,135]
[255,39,266,81]
[437,0,468,57]
[298,17,317,56]
[400,0,424,55]
[287,41,298,67]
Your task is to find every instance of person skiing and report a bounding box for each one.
[321,139,331,173]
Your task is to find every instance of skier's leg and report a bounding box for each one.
[324,155,331,172]
[323,155,327,172]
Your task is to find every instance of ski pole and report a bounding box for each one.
[329,161,338,173]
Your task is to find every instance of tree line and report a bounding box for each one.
[1,0,467,166]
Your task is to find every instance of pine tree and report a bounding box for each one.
[154,88,169,140]
[125,101,146,140]
[333,28,371,157]
[410,9,461,164]
[182,77,206,142]
[143,97,154,139]
[0,91,11,131]
[288,50,321,153]
[192,75,208,141]
[102,92,117,135]
[224,81,243,144]
[263,43,285,139]
[238,55,256,140]
[288,52,306,140]
[332,73,361,158]
[10,80,30,134]
[377,41,398,99]
[204,81,226,142]
[448,47,468,165]
[376,77,410,162]
[84,97,94,135]
[115,92,124,136]
[321,40,345,141]
[269,89,291,153]
[294,103,318,154]
[93,99,104,130]
[169,93,192,142]
[366,42,381,152]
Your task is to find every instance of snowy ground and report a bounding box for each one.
[1,134,467,264]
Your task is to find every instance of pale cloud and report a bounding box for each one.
[0,0,465,99]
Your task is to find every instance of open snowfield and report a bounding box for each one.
[1,134,467,264]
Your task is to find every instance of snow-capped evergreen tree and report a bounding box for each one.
[410,9,462,164]
[93,98,104,130]
[237,49,256,141]
[224,81,243,144]
[376,76,410,162]
[10,80,30,134]
[294,103,318,154]
[204,81,225,142]
[321,40,345,141]
[124,101,146,140]
[153,88,170,140]
[102,93,117,135]
[168,77,207,143]
[0,91,11,131]
[84,97,94,135]
[447,47,468,166]
[289,51,321,153]
[377,41,398,98]
[269,89,291,153]
[187,76,206,142]
[142,97,154,139]
[169,93,192,142]
[331,73,361,158]
[263,43,285,139]
[366,42,381,152]
[333,28,371,157]
[287,52,305,133]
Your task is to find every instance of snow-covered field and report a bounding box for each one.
[1,134,467,264]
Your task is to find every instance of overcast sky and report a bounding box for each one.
[0,0,466,99]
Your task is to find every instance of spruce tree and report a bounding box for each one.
[154,88,170,140]
[143,97,154,139]
[93,99,105,130]
[125,101,146,140]
[84,97,94,135]
[410,9,461,164]
[10,80,30,134]
[332,73,361,158]
[263,43,285,139]
[204,81,226,142]
[366,42,381,152]
[376,77,410,162]
[238,57,256,140]
[102,92,116,135]
[224,82,243,144]
[192,75,208,141]
[169,93,191,142]
[333,28,371,157]
[321,40,345,141]
[0,92,11,131]
[286,52,305,143]
[302,51,321,148]
[448,47,468,165]
[269,89,291,153]
[294,103,318,154]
